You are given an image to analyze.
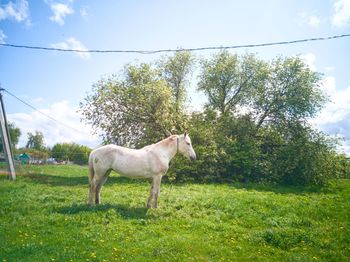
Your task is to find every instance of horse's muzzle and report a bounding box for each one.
[190,155,196,161]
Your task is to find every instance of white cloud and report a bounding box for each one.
[0,0,30,23]
[332,0,350,27]
[49,1,74,25]
[299,53,316,71]
[298,12,322,27]
[31,97,45,104]
[80,6,88,18]
[312,77,350,154]
[0,29,6,44]
[51,37,91,60]
[308,15,321,27]
[324,66,336,73]
[8,100,101,149]
[319,76,336,96]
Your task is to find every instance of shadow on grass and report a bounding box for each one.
[24,173,149,187]
[8,172,330,195]
[55,203,149,219]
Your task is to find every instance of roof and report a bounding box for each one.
[18,153,31,159]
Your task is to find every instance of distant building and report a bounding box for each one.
[17,153,31,164]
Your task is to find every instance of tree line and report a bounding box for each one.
[80,50,350,185]
[2,127,91,165]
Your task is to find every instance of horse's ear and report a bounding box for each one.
[184,132,187,137]
[165,130,172,137]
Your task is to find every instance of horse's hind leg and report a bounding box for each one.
[88,183,95,206]
[95,183,101,204]
[88,159,96,205]
[95,178,105,205]
[95,170,110,205]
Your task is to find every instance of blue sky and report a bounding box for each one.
[0,0,350,152]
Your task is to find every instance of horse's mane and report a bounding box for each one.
[142,135,178,150]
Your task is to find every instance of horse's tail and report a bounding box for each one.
[88,152,95,205]
[88,152,95,185]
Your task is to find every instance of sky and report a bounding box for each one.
[0,0,350,153]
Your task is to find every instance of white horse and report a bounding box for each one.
[88,133,196,208]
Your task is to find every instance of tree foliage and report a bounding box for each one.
[251,56,325,130]
[158,51,194,130]
[81,64,173,146]
[198,51,268,115]
[80,52,194,147]
[26,131,45,151]
[81,51,349,185]
[0,122,21,152]
[51,143,91,165]
[8,122,21,148]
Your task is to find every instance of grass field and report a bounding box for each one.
[0,165,349,261]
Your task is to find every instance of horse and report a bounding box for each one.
[88,133,196,208]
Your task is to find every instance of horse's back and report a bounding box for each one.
[90,144,153,178]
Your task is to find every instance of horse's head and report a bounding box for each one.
[177,133,197,161]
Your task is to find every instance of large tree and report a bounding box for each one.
[8,122,21,148]
[80,54,193,147]
[81,64,170,146]
[159,51,194,111]
[0,122,21,152]
[251,56,325,130]
[191,51,331,185]
[158,51,194,131]
[26,131,45,151]
[197,50,268,115]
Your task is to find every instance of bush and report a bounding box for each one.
[51,143,91,165]
[168,112,346,186]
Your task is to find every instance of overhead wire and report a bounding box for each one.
[1,88,92,135]
[0,34,349,54]
[1,33,349,144]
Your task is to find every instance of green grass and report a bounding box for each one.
[0,165,349,261]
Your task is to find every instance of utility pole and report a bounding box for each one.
[0,86,16,180]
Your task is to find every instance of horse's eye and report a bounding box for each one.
[187,142,191,145]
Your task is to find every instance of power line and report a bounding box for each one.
[1,88,89,135]
[0,34,349,54]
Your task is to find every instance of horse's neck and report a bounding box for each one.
[153,136,178,162]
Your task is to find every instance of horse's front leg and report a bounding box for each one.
[147,175,162,208]
[153,175,163,208]
[147,179,155,208]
